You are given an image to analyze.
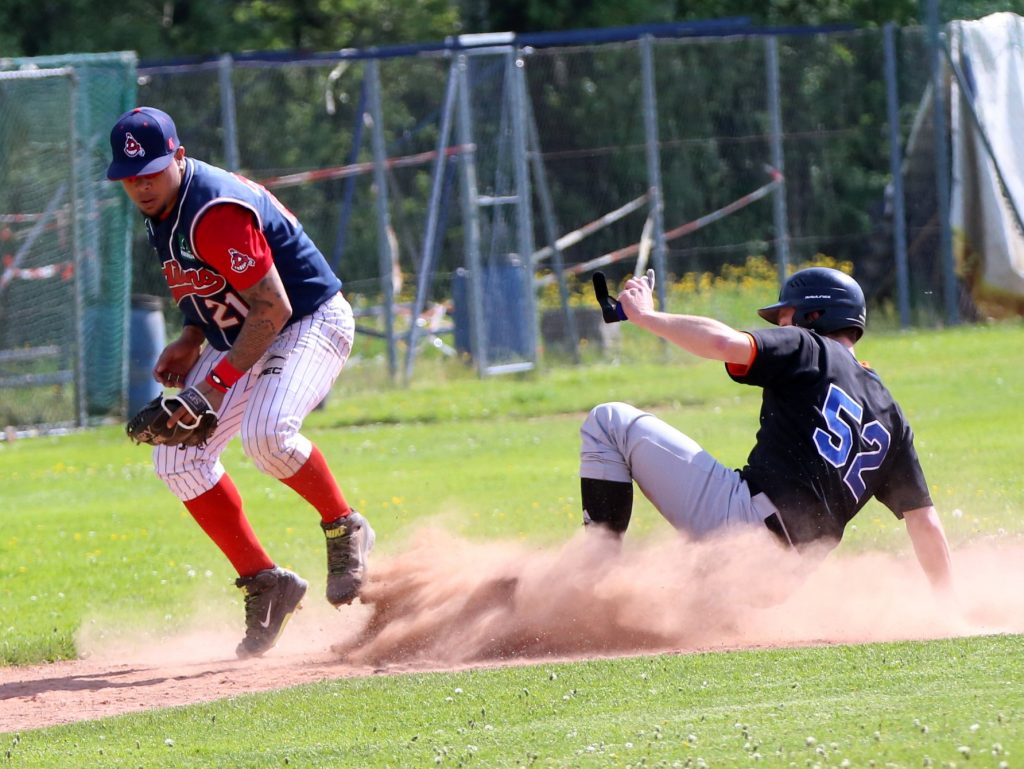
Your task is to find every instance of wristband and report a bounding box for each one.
[205,358,245,393]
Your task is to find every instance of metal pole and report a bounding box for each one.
[403,60,459,382]
[455,54,488,376]
[765,36,791,283]
[68,72,87,427]
[525,84,580,362]
[884,23,912,328]
[509,51,538,368]
[330,78,368,273]
[926,0,959,325]
[639,35,668,311]
[218,54,240,171]
[366,59,398,380]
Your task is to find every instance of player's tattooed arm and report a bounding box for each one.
[228,265,293,372]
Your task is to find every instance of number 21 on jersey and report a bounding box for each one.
[813,383,891,501]
[205,292,249,330]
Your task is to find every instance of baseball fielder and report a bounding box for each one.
[108,107,374,658]
[583,267,954,596]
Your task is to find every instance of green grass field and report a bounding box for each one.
[6,636,1022,768]
[1,320,1022,766]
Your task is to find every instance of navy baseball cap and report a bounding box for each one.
[106,107,180,180]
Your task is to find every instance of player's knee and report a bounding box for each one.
[240,421,305,477]
[151,444,181,484]
[239,425,286,465]
[582,401,638,436]
[151,445,217,497]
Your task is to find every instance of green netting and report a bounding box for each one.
[0,52,137,430]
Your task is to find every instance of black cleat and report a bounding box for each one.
[234,566,308,659]
[322,511,375,607]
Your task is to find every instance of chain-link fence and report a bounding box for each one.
[0,52,137,432]
[520,27,947,325]
[0,23,960,424]
[131,24,953,381]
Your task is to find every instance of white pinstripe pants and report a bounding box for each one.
[153,293,354,501]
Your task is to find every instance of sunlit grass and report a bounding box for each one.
[2,321,1022,666]
[1,317,1023,765]
[6,635,1023,767]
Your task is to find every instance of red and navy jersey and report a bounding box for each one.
[146,158,342,351]
[728,326,932,546]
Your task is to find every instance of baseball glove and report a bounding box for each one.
[126,387,219,448]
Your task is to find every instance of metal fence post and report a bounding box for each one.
[525,82,580,362]
[455,54,488,376]
[68,72,87,427]
[329,79,368,273]
[510,50,538,366]
[639,35,667,310]
[884,23,911,328]
[218,54,240,171]
[404,59,459,382]
[366,58,398,380]
[926,0,958,325]
[765,35,791,283]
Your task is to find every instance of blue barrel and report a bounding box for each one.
[451,264,531,361]
[128,294,166,414]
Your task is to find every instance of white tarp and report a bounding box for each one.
[950,12,1024,299]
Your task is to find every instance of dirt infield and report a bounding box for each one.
[3,529,1022,733]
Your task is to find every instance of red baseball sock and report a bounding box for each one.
[280,445,352,523]
[183,475,274,577]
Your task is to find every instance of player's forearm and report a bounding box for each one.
[177,323,206,348]
[631,311,752,363]
[228,312,285,371]
[227,278,292,372]
[904,506,954,596]
[913,538,954,595]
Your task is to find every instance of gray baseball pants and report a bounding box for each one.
[579,401,778,539]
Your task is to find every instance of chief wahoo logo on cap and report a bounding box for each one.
[123,132,146,159]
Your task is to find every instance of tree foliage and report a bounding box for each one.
[467,0,1024,34]
[5,0,1024,60]
[0,0,459,59]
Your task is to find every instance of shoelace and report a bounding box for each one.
[327,527,353,574]
[242,590,266,633]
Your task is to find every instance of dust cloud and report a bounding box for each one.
[345,525,1024,666]
[74,524,1024,671]
[19,523,1014,732]
[74,581,369,666]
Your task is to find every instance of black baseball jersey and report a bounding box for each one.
[728,326,932,547]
